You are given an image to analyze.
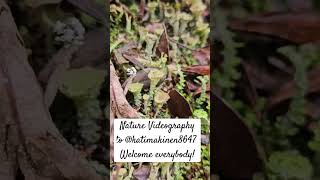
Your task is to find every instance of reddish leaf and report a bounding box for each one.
[268,66,320,109]
[182,65,210,76]
[213,93,263,179]
[71,28,108,68]
[186,81,200,91]
[122,52,145,69]
[230,12,320,44]
[156,25,169,58]
[133,165,150,180]
[110,62,140,118]
[286,0,313,12]
[238,62,261,119]
[0,1,102,178]
[138,0,146,19]
[243,60,288,93]
[194,83,210,96]
[25,0,61,8]
[306,102,320,120]
[167,90,192,118]
[193,46,210,65]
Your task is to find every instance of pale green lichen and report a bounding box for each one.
[59,67,106,98]
[178,12,193,33]
[128,83,144,107]
[148,69,165,87]
[154,90,170,117]
[143,94,150,115]
[145,33,158,55]
[267,151,313,180]
[190,1,206,17]
[148,2,158,22]
[154,90,170,105]
[59,67,106,145]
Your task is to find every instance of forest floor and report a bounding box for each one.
[110,0,210,179]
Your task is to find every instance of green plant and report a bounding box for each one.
[176,64,186,95]
[193,109,209,133]
[195,75,209,108]
[278,46,309,126]
[267,151,313,180]
[212,7,243,101]
[309,126,320,152]
[148,69,165,104]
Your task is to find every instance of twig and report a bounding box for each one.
[168,38,196,51]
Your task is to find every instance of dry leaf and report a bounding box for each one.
[156,24,169,58]
[0,1,103,179]
[133,165,151,180]
[193,46,210,65]
[268,66,320,109]
[25,0,61,8]
[213,93,263,179]
[182,65,210,76]
[167,90,192,118]
[230,12,320,44]
[67,0,108,26]
[71,28,108,68]
[110,62,140,118]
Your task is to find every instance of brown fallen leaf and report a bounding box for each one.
[167,89,192,118]
[138,0,146,19]
[122,75,134,95]
[268,66,320,109]
[25,0,61,8]
[110,107,115,161]
[194,83,210,96]
[156,24,169,58]
[286,0,313,12]
[67,0,108,26]
[193,46,210,65]
[71,28,108,68]
[212,92,264,179]
[186,81,200,92]
[112,42,137,65]
[122,52,145,69]
[306,102,320,119]
[182,65,210,76]
[133,165,151,180]
[243,60,288,93]
[0,64,17,180]
[113,49,129,65]
[0,1,104,179]
[38,46,79,84]
[132,69,151,88]
[230,12,320,44]
[238,62,260,119]
[110,61,140,118]
[40,46,79,108]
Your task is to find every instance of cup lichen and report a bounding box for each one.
[128,83,144,107]
[154,90,170,117]
[154,90,170,105]
[148,69,165,86]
